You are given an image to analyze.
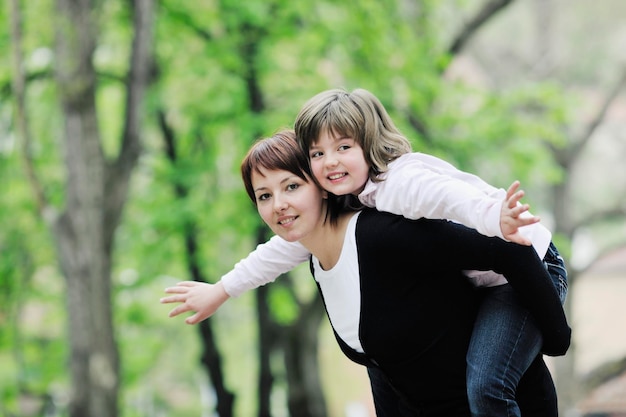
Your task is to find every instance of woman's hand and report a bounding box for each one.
[160,280,230,324]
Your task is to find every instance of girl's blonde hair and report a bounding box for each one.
[294,88,412,181]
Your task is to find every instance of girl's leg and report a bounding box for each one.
[466,284,542,417]
[467,242,568,417]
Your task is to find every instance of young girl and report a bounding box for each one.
[163,131,570,416]
[163,89,568,416]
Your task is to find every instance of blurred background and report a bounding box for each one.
[1,0,625,416]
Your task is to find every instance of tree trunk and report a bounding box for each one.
[51,0,153,416]
[283,295,327,417]
[53,1,116,415]
[255,226,276,417]
[237,8,329,415]
[238,20,278,416]
[199,320,235,417]
[158,109,235,417]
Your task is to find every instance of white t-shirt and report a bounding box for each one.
[221,152,551,296]
[312,212,363,352]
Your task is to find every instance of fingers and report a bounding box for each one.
[160,293,187,304]
[168,303,191,318]
[176,281,199,287]
[163,281,199,291]
[509,203,541,224]
[506,181,533,210]
[163,286,188,295]
[185,313,201,325]
[161,281,213,324]
[508,190,525,209]
[506,180,520,200]
[518,215,540,227]
[511,203,530,216]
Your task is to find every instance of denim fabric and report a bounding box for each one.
[544,242,568,304]
[466,241,568,417]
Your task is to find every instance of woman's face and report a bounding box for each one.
[251,167,327,244]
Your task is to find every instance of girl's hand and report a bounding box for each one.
[160,280,230,324]
[500,180,540,246]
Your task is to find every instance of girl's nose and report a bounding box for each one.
[325,154,339,168]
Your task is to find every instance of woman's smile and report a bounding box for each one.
[277,215,298,226]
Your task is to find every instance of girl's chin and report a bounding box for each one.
[326,183,357,196]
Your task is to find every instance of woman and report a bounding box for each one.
[163,130,570,416]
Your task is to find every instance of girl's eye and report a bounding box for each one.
[338,144,350,151]
[310,151,322,158]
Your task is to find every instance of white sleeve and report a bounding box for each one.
[412,153,551,256]
[361,155,505,239]
[220,235,311,297]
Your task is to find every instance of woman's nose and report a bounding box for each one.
[273,196,288,212]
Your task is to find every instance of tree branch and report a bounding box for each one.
[118,0,154,171]
[447,0,516,57]
[160,2,212,41]
[571,67,626,160]
[8,0,48,217]
[573,206,626,231]
[408,0,517,143]
[105,0,154,244]
[550,66,626,170]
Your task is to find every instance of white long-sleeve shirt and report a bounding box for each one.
[221,152,552,297]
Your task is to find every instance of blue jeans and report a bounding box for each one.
[466,242,568,417]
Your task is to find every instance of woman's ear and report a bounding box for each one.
[322,190,329,199]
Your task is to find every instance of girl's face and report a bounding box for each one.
[308,129,370,196]
[251,167,327,244]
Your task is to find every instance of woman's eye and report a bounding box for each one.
[286,183,299,191]
[257,193,270,201]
